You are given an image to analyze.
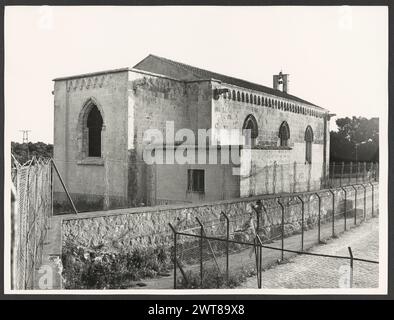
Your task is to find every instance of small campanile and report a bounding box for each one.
[273,71,290,93]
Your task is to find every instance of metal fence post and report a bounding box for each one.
[50,159,78,215]
[315,193,322,243]
[199,219,203,286]
[254,205,260,235]
[168,223,177,289]
[277,198,285,262]
[293,161,297,192]
[328,189,335,237]
[363,162,367,183]
[296,195,305,251]
[370,162,374,182]
[362,184,367,221]
[259,243,262,288]
[23,160,33,289]
[351,185,358,225]
[331,162,336,187]
[370,182,374,217]
[348,247,354,288]
[349,162,353,185]
[253,237,262,289]
[340,186,347,231]
[273,161,277,194]
[50,162,54,221]
[340,162,344,187]
[221,211,230,283]
[255,235,263,289]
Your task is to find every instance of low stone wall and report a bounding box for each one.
[61,183,378,252]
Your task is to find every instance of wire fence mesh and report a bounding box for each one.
[11,156,52,290]
[171,181,379,289]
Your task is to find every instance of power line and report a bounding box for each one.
[19,130,31,159]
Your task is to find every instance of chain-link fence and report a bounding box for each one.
[170,182,379,289]
[325,161,379,188]
[245,161,378,196]
[11,156,52,290]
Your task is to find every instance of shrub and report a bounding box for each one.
[62,241,172,289]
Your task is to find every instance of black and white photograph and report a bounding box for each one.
[4,5,388,295]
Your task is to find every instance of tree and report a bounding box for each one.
[330,117,378,162]
[11,141,53,165]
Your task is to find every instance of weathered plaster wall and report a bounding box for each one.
[151,147,240,204]
[127,71,212,206]
[240,149,324,197]
[53,70,129,211]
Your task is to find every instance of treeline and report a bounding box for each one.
[11,141,53,164]
[330,117,378,163]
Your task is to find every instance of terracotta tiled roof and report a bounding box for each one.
[139,54,324,110]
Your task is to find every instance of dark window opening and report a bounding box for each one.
[305,126,314,164]
[87,105,103,157]
[306,141,312,163]
[279,121,290,147]
[188,169,205,193]
[242,114,259,147]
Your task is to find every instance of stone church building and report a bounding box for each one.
[53,54,331,212]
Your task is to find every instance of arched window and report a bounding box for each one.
[237,91,241,101]
[241,92,245,102]
[246,93,249,103]
[279,121,290,147]
[242,114,258,147]
[258,96,261,105]
[305,126,313,164]
[232,90,236,101]
[86,105,103,157]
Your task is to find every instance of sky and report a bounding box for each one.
[5,6,388,143]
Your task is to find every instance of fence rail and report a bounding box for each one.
[170,181,379,289]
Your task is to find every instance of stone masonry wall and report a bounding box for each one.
[127,71,212,206]
[211,81,329,197]
[62,184,378,253]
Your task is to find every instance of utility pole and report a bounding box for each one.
[20,130,31,161]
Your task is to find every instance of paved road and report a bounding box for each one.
[238,217,379,289]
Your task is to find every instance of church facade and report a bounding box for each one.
[53,54,331,212]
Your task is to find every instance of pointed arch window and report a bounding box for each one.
[243,114,259,147]
[86,106,103,157]
[77,98,105,162]
[279,121,290,147]
[305,126,314,164]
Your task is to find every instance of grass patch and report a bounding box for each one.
[177,265,256,289]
